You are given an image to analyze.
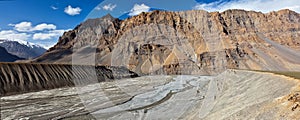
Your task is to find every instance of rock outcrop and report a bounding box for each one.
[32,9,300,75]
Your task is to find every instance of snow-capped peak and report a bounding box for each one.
[0,39,45,49]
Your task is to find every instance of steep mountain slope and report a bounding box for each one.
[0,63,138,96]
[0,40,46,59]
[33,9,300,75]
[0,46,24,62]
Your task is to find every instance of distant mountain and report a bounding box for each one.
[0,46,24,62]
[33,9,300,75]
[0,40,46,59]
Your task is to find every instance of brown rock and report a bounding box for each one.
[32,9,300,75]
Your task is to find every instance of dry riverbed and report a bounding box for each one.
[1,70,300,120]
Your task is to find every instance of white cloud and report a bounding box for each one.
[95,6,101,10]
[4,21,67,41]
[2,22,69,48]
[32,33,54,40]
[0,30,31,41]
[103,4,117,11]
[51,6,58,10]
[33,30,66,40]
[33,23,56,31]
[128,4,151,16]
[14,22,32,32]
[64,5,82,16]
[193,0,300,13]
[8,23,15,26]
[11,22,57,32]
[37,42,57,49]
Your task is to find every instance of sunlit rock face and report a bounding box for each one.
[32,9,300,75]
[2,9,300,120]
[2,70,300,119]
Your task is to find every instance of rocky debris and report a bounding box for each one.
[288,92,300,111]
[1,70,299,119]
[32,9,300,74]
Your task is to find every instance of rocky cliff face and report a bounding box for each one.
[33,9,300,75]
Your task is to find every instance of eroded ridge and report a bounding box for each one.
[0,63,138,96]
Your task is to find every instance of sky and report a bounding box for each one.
[0,0,299,49]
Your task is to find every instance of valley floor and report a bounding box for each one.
[1,70,300,120]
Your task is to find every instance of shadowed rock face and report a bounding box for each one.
[0,47,24,62]
[0,63,138,96]
[32,9,300,75]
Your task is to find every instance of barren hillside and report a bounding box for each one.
[0,63,138,96]
[32,9,300,75]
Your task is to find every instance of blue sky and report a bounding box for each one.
[0,0,103,30]
[0,0,299,48]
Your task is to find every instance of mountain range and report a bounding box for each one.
[1,9,300,119]
[31,9,300,75]
[0,46,24,62]
[0,40,46,60]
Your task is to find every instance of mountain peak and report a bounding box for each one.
[276,9,299,14]
[101,13,115,20]
[0,39,44,49]
[33,9,300,73]
[222,9,263,14]
[0,39,46,59]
